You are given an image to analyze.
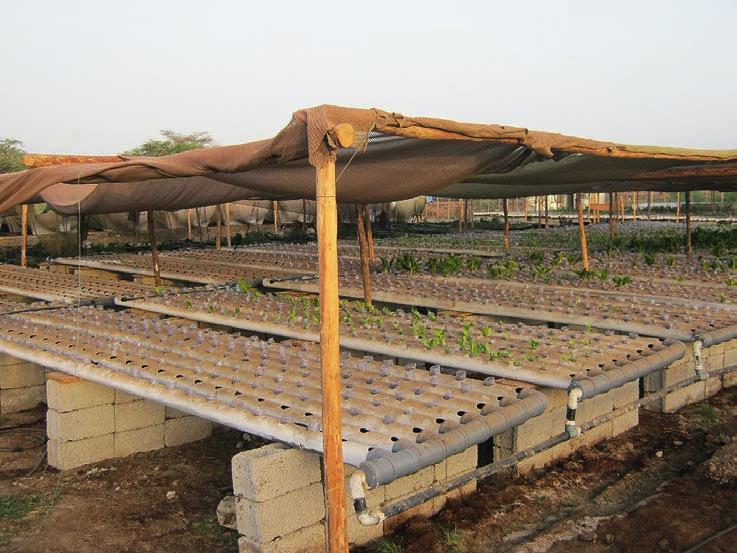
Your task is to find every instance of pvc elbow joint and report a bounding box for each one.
[693,340,707,381]
[349,470,386,526]
[564,387,583,438]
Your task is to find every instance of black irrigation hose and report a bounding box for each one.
[381,364,737,518]
[0,428,47,453]
[683,523,737,553]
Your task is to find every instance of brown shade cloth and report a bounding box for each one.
[2,105,737,214]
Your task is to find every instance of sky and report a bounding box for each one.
[2,0,736,154]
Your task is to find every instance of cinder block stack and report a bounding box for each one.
[0,352,46,414]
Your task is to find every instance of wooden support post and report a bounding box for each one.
[458,199,464,233]
[685,191,692,257]
[632,191,638,221]
[608,192,616,240]
[363,204,375,262]
[187,209,193,241]
[576,193,590,270]
[273,201,279,233]
[302,199,308,233]
[20,204,28,268]
[523,196,528,221]
[356,205,372,305]
[676,192,681,222]
[316,124,353,553]
[147,211,161,287]
[647,191,653,220]
[544,195,549,228]
[224,204,232,248]
[502,198,510,250]
[215,205,222,250]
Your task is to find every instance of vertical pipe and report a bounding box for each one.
[224,204,232,249]
[20,204,28,268]
[273,201,279,233]
[147,211,161,287]
[685,191,692,257]
[215,205,222,250]
[576,193,589,270]
[502,198,510,250]
[356,205,372,305]
[608,192,616,240]
[316,155,348,553]
[364,204,375,262]
[187,209,193,241]
[676,192,681,223]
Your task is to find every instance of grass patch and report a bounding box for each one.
[372,537,404,553]
[0,494,45,520]
[191,517,239,547]
[439,525,465,553]
[687,403,720,426]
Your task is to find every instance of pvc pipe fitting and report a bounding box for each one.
[565,387,583,438]
[349,470,385,526]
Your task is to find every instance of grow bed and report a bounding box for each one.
[263,272,737,347]
[0,264,169,303]
[52,253,303,285]
[116,286,685,398]
[0,304,546,479]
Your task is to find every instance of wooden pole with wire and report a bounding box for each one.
[363,204,375,262]
[20,204,28,268]
[676,192,681,223]
[187,209,193,240]
[576,193,590,270]
[316,123,354,553]
[685,191,692,257]
[356,204,372,305]
[544,195,549,228]
[215,205,222,250]
[147,211,161,287]
[224,204,232,248]
[608,192,616,241]
[273,201,279,233]
[502,198,510,250]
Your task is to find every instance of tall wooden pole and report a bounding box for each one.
[224,204,232,248]
[676,192,681,223]
[632,191,638,221]
[20,204,28,268]
[502,198,510,250]
[302,199,308,233]
[608,192,616,240]
[685,191,692,257]
[544,195,549,228]
[215,205,222,250]
[647,191,653,220]
[187,209,193,240]
[317,124,353,553]
[363,204,375,262]
[576,193,590,270]
[147,211,161,287]
[273,201,279,233]
[356,205,372,305]
[458,199,464,233]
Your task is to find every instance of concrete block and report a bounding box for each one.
[515,405,566,450]
[165,406,189,419]
[723,369,737,388]
[385,466,434,501]
[704,344,724,371]
[705,376,722,398]
[662,381,706,413]
[46,373,114,412]
[114,389,139,404]
[661,355,695,387]
[47,405,114,441]
[723,344,737,368]
[438,445,478,481]
[612,409,639,435]
[0,352,25,367]
[235,482,325,542]
[232,444,322,502]
[578,393,614,424]
[47,434,114,470]
[383,499,434,534]
[114,399,165,432]
[0,385,45,414]
[609,380,639,409]
[238,521,325,553]
[75,267,120,280]
[0,362,45,389]
[434,480,478,513]
[114,424,165,457]
[164,416,212,447]
[516,439,575,474]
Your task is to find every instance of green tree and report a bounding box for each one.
[0,138,25,173]
[122,130,214,157]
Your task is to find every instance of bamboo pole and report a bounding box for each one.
[215,205,222,250]
[147,211,161,287]
[364,204,375,262]
[502,198,510,250]
[685,191,692,257]
[317,124,353,553]
[676,192,681,222]
[20,204,28,268]
[187,209,193,241]
[224,204,232,248]
[356,205,372,305]
[273,201,279,233]
[576,193,590,270]
[608,192,616,240]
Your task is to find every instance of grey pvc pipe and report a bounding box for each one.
[696,323,737,347]
[358,388,547,488]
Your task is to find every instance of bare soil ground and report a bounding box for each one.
[1,388,735,553]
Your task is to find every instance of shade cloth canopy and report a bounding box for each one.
[2,105,737,215]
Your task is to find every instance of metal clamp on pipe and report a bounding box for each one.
[565,387,583,438]
[349,470,385,526]
[692,339,707,381]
